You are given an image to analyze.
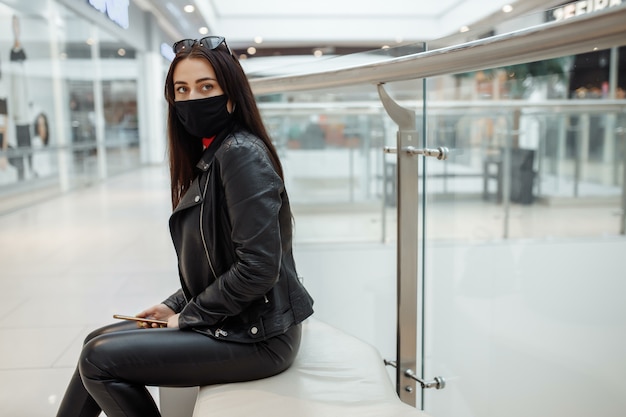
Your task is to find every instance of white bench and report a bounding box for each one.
[160,318,429,417]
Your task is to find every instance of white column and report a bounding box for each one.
[90,27,107,180]
[137,51,166,165]
[136,12,167,166]
[47,0,71,192]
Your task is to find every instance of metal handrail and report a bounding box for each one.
[249,4,626,95]
[258,100,626,113]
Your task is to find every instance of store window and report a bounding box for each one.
[0,3,56,185]
[0,0,139,211]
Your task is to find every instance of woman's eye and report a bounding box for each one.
[176,86,188,94]
[201,84,213,92]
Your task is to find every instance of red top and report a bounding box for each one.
[202,136,215,149]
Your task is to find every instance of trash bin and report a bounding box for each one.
[509,148,535,204]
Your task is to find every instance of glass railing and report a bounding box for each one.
[252,4,626,243]
[250,4,626,417]
[259,97,626,242]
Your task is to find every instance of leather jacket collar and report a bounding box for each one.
[195,121,236,172]
[174,123,236,214]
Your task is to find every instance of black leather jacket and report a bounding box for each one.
[163,127,314,343]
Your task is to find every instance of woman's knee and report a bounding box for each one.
[78,336,111,381]
[83,327,106,345]
[79,325,140,381]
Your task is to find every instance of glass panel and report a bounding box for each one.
[0,0,140,214]
[257,75,425,244]
[103,80,139,174]
[421,48,625,240]
[423,44,626,417]
[99,43,139,176]
[0,2,61,211]
[63,20,140,184]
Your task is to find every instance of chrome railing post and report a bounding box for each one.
[378,83,419,405]
[378,83,448,405]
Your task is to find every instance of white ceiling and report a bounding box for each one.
[206,0,468,44]
[146,0,565,49]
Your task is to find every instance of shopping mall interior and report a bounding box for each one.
[0,0,625,416]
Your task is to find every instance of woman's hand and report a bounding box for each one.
[167,313,180,329]
[137,304,176,328]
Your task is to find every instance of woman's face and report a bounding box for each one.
[173,57,233,112]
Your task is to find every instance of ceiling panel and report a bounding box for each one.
[151,0,562,49]
[211,0,463,17]
[138,0,570,62]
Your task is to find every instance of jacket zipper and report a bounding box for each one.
[199,173,218,279]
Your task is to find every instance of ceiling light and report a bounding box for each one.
[199,26,209,35]
[502,5,513,13]
[459,26,470,33]
[254,36,263,44]
[381,45,390,49]
[184,5,195,13]
[117,48,126,56]
[247,46,257,55]
[313,49,323,57]
[86,38,95,45]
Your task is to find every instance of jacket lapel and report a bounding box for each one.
[172,176,204,214]
[171,124,235,215]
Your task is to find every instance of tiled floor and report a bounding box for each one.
[0,164,401,416]
[0,165,179,416]
[1,163,623,416]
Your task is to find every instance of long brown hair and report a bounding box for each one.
[164,41,284,209]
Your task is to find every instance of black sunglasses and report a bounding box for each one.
[172,36,233,55]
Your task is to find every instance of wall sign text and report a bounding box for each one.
[551,0,622,22]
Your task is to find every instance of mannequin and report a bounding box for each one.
[9,14,31,180]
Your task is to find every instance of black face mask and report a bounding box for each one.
[174,94,232,138]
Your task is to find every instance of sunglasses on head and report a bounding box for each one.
[172,36,233,55]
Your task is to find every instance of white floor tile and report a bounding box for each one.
[0,327,84,369]
[0,368,75,417]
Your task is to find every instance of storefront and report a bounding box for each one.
[0,0,167,211]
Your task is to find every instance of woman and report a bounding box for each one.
[56,36,314,417]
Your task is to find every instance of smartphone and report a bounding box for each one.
[113,314,168,326]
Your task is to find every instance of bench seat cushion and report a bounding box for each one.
[192,318,428,417]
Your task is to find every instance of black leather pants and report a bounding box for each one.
[56,321,301,417]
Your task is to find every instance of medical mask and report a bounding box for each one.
[174,95,232,138]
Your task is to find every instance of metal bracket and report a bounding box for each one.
[384,146,449,160]
[377,83,415,131]
[384,360,446,390]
